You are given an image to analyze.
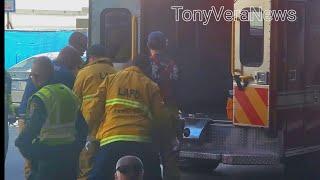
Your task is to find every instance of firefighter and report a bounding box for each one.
[88,55,174,180]
[17,32,87,179]
[115,156,144,180]
[5,71,16,158]
[147,31,181,180]
[15,56,88,180]
[73,44,117,180]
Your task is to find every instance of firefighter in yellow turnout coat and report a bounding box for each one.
[88,55,175,180]
[73,44,117,180]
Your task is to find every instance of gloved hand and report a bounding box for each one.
[84,136,99,151]
[171,137,180,153]
[85,140,91,151]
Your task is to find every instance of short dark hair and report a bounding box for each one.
[132,54,151,76]
[116,156,144,178]
[87,44,106,58]
[87,44,118,59]
[69,32,87,46]
[56,46,83,70]
[33,56,54,79]
[69,32,88,54]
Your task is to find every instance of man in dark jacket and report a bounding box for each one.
[15,56,88,180]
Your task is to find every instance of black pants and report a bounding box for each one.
[28,146,80,180]
[89,141,162,180]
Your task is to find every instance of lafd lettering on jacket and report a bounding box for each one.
[118,88,141,99]
[99,72,109,80]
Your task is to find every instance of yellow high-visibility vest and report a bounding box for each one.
[28,83,80,146]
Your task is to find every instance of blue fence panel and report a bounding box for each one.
[5,30,74,69]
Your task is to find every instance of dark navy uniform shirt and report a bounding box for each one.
[15,94,88,160]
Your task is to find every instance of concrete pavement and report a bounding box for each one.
[5,126,284,180]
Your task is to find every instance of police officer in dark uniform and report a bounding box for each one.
[17,32,87,179]
[15,57,88,180]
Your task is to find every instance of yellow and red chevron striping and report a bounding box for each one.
[255,88,268,106]
[233,86,269,127]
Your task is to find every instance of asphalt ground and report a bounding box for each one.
[5,126,284,180]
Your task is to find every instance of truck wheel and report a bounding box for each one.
[179,158,220,172]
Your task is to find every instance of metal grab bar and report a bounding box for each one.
[131,15,138,60]
[230,20,254,89]
[12,78,28,81]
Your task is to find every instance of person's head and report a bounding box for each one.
[87,44,117,63]
[147,31,168,54]
[30,56,54,88]
[132,55,151,77]
[56,46,83,74]
[115,156,144,180]
[69,32,88,56]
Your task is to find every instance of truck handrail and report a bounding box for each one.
[11,77,28,81]
[131,15,138,60]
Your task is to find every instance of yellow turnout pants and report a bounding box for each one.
[77,140,99,180]
[18,119,32,180]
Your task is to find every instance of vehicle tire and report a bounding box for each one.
[179,158,220,172]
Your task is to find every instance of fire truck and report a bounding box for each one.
[89,0,320,176]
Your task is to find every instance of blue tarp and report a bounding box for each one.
[5,30,75,69]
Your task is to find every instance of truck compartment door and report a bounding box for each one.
[232,0,271,128]
[278,1,306,155]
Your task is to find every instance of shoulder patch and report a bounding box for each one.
[28,101,38,115]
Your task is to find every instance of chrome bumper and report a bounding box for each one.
[180,117,281,165]
[179,151,280,165]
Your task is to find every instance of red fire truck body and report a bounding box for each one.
[89,0,320,172]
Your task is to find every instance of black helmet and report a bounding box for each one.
[87,44,107,58]
[147,31,167,50]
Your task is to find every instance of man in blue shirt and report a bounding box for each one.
[18,32,87,116]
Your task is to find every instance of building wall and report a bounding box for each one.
[5,0,88,30]
[5,30,76,69]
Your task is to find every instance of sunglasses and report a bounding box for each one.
[116,165,143,175]
[29,72,39,79]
